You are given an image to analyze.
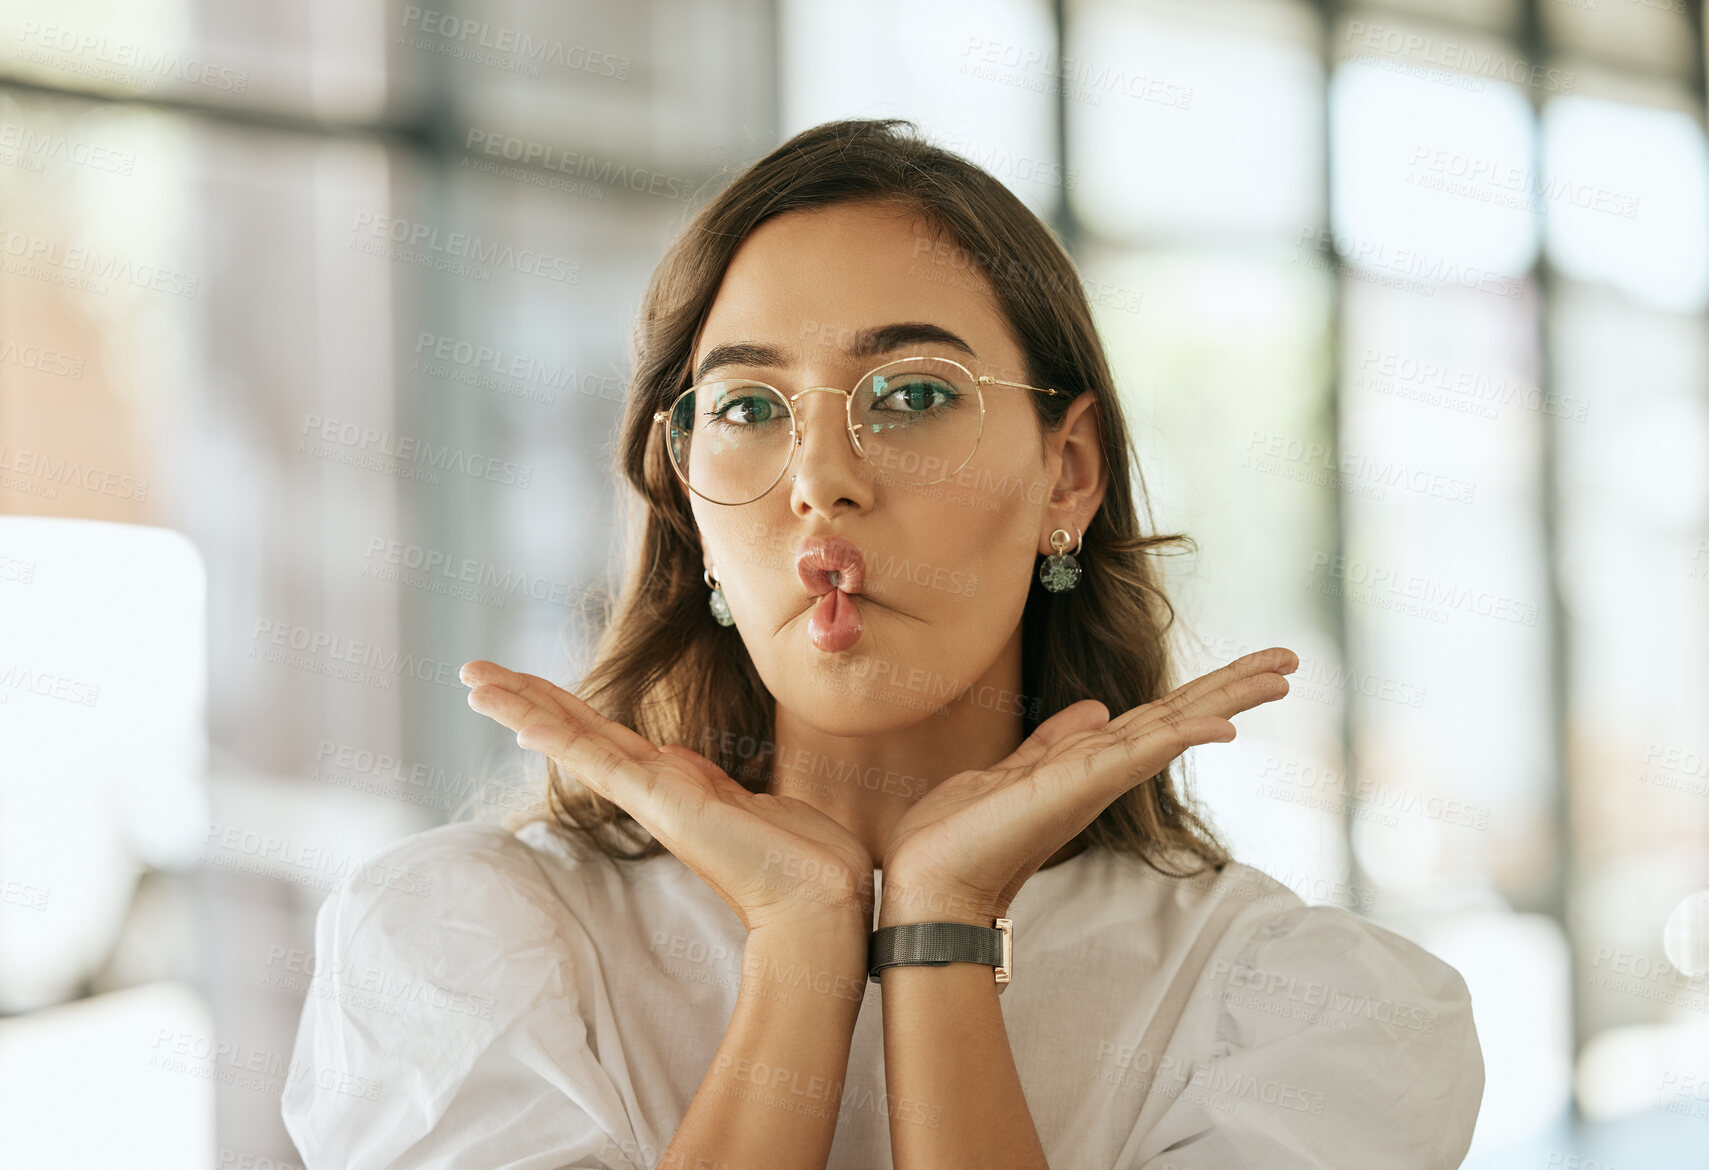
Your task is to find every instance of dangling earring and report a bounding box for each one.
[1038,525,1083,593]
[704,566,735,626]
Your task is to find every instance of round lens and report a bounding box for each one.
[853,358,980,486]
[667,381,794,505]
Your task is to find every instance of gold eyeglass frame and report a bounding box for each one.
[650,354,1067,507]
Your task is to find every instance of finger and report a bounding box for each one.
[513,712,698,837]
[990,699,1109,773]
[509,670,663,758]
[1108,648,1295,736]
[466,683,646,796]
[464,668,712,845]
[465,660,659,760]
[467,682,567,737]
[1030,712,1236,821]
[1157,670,1290,729]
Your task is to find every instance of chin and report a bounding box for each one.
[799,672,953,735]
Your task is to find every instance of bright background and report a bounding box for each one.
[1,1,1706,1166]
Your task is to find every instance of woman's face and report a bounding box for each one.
[686,199,1086,736]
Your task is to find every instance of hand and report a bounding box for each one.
[461,660,877,934]
[876,647,1299,926]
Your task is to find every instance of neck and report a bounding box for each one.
[765,623,1090,872]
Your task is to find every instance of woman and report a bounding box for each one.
[283,118,1484,1169]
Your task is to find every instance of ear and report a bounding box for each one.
[1038,391,1108,555]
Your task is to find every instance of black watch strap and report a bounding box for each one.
[868,919,1013,987]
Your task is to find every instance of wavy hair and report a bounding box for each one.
[501,117,1230,880]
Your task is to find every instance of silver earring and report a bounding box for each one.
[1038,525,1083,593]
[704,566,735,626]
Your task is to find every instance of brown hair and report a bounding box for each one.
[501,117,1230,879]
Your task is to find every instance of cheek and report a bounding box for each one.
[702,511,787,588]
[878,510,1032,641]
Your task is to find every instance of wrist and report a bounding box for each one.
[746,907,868,956]
[742,912,871,1005]
[876,870,1003,929]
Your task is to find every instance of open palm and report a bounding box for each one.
[461,660,877,931]
[878,647,1299,922]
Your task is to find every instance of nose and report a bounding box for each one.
[786,386,872,509]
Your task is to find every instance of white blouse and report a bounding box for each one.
[281,819,1484,1169]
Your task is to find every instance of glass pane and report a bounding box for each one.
[780,0,1064,219]
[0,0,388,121]
[1087,246,1349,897]
[1068,0,1323,242]
[1329,48,1540,288]
[1551,280,1709,1125]
[1542,94,1709,314]
[1541,0,1696,78]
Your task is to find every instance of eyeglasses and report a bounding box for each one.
[651,355,1066,506]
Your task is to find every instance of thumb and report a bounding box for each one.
[995,698,1110,772]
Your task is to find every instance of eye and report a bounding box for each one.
[705,393,782,428]
[871,374,959,413]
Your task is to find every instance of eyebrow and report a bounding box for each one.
[693,322,977,384]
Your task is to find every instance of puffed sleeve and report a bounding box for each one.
[281,823,650,1170]
[1127,904,1484,1170]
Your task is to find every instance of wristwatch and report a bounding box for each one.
[868,918,1013,992]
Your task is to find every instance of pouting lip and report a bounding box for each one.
[795,534,868,598]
